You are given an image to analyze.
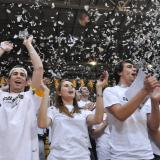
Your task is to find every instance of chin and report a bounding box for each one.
[15,87,25,92]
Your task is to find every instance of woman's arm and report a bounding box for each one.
[37,83,52,128]
[87,71,109,126]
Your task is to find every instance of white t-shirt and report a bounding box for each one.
[0,89,41,160]
[103,85,153,160]
[93,113,111,160]
[47,105,92,160]
[78,100,91,109]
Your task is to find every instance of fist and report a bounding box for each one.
[0,41,13,52]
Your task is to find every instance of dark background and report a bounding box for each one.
[0,0,160,81]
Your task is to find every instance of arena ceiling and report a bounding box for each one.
[0,0,160,80]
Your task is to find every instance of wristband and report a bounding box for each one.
[96,93,103,97]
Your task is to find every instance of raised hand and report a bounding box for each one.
[0,41,13,52]
[40,82,50,93]
[143,75,160,94]
[23,35,33,46]
[96,71,109,89]
[84,102,95,111]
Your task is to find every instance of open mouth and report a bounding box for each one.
[68,90,74,94]
[15,81,22,85]
[131,73,136,77]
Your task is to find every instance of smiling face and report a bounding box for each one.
[8,68,28,93]
[59,80,76,102]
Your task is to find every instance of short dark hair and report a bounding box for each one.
[114,59,133,84]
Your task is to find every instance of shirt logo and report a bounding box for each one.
[3,94,24,108]
[123,97,128,101]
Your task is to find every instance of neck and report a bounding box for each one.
[10,88,24,93]
[119,79,132,87]
[81,96,89,101]
[62,99,73,105]
[118,83,129,88]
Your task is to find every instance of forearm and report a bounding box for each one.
[148,100,160,131]
[149,127,160,147]
[25,43,43,89]
[37,89,49,128]
[92,123,107,139]
[112,89,149,121]
[25,44,43,69]
[94,87,104,124]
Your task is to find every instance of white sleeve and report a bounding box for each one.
[47,106,58,122]
[103,87,121,108]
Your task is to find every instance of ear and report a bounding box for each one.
[25,80,29,87]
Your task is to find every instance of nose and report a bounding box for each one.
[132,66,137,73]
[16,73,22,78]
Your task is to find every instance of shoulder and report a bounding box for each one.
[48,105,58,112]
[80,109,92,117]
[103,85,118,94]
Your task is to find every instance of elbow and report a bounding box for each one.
[115,115,128,121]
[38,120,48,128]
[118,117,127,121]
[95,117,103,124]
[149,125,159,132]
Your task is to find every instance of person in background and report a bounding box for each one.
[78,86,95,111]
[75,89,81,101]
[91,109,110,160]
[103,59,160,160]
[0,36,44,160]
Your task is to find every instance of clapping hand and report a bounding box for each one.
[96,71,109,89]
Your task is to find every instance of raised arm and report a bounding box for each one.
[23,36,43,90]
[37,83,51,128]
[87,71,109,126]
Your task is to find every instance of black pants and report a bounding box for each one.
[153,154,160,160]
